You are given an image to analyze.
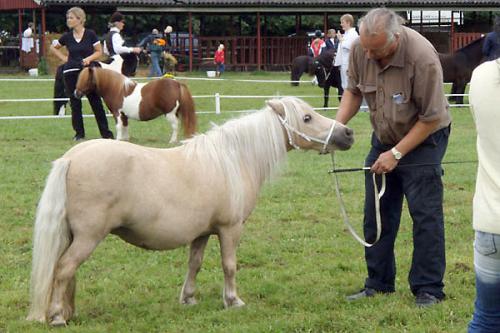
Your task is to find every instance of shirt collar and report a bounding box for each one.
[383,27,408,69]
[110,27,120,33]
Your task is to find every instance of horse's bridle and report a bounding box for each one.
[276,101,337,154]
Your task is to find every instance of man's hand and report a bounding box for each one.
[370,150,399,174]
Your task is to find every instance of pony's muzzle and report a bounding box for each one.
[329,127,354,151]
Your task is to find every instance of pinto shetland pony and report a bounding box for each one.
[26,97,354,326]
[53,55,126,116]
[75,66,196,143]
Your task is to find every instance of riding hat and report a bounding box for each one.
[315,30,322,38]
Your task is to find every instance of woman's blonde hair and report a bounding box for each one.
[340,14,354,27]
[67,7,86,25]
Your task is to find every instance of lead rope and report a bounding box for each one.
[331,152,385,247]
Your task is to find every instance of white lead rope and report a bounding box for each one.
[331,152,385,247]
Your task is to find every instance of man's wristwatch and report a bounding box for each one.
[391,147,403,160]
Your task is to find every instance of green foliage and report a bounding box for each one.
[0,72,477,332]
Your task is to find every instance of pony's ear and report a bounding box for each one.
[267,99,285,117]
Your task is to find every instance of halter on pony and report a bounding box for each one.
[276,100,336,154]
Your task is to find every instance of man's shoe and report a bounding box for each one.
[346,288,377,301]
[415,292,441,307]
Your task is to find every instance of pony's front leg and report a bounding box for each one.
[218,224,245,308]
[180,234,210,305]
[323,86,330,108]
[166,110,179,144]
[116,111,130,141]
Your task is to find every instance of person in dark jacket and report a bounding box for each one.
[482,16,500,61]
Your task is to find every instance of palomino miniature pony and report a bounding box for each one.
[27,97,354,326]
[75,66,196,143]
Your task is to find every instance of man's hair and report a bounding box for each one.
[359,8,404,43]
[67,7,86,25]
[340,14,354,27]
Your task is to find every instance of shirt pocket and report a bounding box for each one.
[357,83,377,111]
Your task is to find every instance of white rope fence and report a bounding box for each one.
[0,77,470,120]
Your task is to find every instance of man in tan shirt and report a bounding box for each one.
[336,8,451,307]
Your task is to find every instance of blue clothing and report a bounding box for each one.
[482,32,500,61]
[149,51,163,77]
[325,38,339,51]
[363,127,449,299]
[216,62,225,73]
[468,231,500,333]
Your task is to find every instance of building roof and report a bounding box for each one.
[40,0,500,11]
[0,0,42,10]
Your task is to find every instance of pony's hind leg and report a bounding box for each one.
[48,236,101,326]
[180,234,210,305]
[166,101,180,143]
[218,225,245,308]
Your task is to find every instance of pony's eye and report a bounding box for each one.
[303,114,312,123]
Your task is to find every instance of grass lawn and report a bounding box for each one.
[0,70,477,332]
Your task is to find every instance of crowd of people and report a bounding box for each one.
[43,6,500,330]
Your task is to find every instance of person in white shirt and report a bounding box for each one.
[21,22,34,53]
[103,11,141,76]
[467,59,500,332]
[334,14,359,90]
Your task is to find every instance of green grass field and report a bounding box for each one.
[0,71,477,332]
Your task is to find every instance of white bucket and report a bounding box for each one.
[206,70,216,78]
[28,68,38,76]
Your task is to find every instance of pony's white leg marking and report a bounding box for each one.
[219,224,246,308]
[116,112,129,141]
[166,100,180,143]
[58,105,65,116]
[180,235,210,305]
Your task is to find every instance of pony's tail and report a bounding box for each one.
[27,158,72,323]
[178,82,197,138]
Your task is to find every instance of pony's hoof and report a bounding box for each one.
[180,296,198,305]
[224,297,245,308]
[49,314,67,327]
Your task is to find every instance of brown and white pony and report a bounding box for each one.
[75,66,196,143]
[26,97,354,326]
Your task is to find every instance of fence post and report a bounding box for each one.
[215,93,221,114]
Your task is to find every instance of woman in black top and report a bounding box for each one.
[50,7,113,141]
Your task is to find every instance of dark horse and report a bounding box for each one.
[439,36,485,104]
[290,55,313,86]
[312,50,343,108]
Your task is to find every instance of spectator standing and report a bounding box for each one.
[50,7,113,141]
[310,30,326,57]
[334,14,359,90]
[162,25,178,74]
[467,59,500,333]
[21,22,35,53]
[482,16,500,61]
[104,11,141,77]
[138,28,164,77]
[336,8,451,307]
[214,43,225,77]
[325,28,339,51]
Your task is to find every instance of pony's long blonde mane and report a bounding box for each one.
[183,97,307,221]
